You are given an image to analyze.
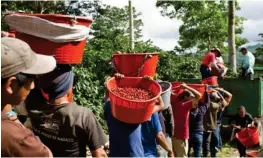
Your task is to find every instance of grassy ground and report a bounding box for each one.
[217,143,239,157]
[188,143,239,157]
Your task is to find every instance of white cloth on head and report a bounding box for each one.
[216,56,224,64]
[4,14,91,43]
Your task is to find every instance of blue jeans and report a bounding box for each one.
[188,131,203,157]
[202,131,211,157]
[211,124,222,157]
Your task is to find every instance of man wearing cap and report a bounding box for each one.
[200,48,224,79]
[25,65,108,157]
[240,47,255,80]
[171,83,202,157]
[1,37,56,157]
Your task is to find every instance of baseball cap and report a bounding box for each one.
[1,37,56,79]
[212,48,222,56]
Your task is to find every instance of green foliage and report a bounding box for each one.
[255,33,263,64]
[1,1,229,132]
[1,1,68,30]
[88,5,144,53]
[156,0,247,52]
[157,52,201,81]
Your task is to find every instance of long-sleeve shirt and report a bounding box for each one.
[241,51,255,74]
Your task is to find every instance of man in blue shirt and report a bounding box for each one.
[141,112,174,157]
[104,100,144,157]
[104,74,166,157]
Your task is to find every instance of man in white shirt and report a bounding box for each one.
[240,47,255,80]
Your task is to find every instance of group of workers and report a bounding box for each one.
[1,36,256,158]
[200,47,255,80]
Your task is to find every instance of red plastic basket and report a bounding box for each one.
[171,82,184,104]
[236,127,259,147]
[170,83,206,103]
[246,150,259,157]
[106,77,161,124]
[187,84,206,95]
[9,13,93,64]
[201,76,218,86]
[112,53,159,77]
[211,63,226,76]
[188,84,206,102]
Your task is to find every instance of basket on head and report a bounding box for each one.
[235,127,259,147]
[158,81,172,109]
[171,83,206,103]
[5,13,93,64]
[187,84,206,102]
[201,76,218,86]
[112,53,159,77]
[106,77,161,124]
[170,82,184,104]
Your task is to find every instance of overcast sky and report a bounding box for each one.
[101,0,263,50]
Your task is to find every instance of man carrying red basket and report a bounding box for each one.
[104,74,174,157]
[231,106,254,157]
[200,48,226,80]
[171,83,202,157]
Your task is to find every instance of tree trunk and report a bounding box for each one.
[228,0,237,74]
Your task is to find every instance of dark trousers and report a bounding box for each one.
[211,125,222,157]
[202,131,212,157]
[236,139,247,157]
[188,131,203,157]
[241,68,253,80]
[200,65,212,79]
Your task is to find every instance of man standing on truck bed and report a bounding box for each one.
[240,47,255,80]
[200,49,224,79]
[1,37,56,157]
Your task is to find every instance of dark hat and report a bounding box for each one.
[240,47,247,52]
[213,48,222,56]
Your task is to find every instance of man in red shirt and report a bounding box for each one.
[200,49,223,79]
[171,83,202,157]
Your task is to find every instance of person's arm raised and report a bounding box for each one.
[215,88,232,105]
[180,83,202,108]
[153,96,165,113]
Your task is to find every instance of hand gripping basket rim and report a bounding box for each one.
[106,77,162,103]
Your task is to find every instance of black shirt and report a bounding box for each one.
[25,89,107,157]
[232,113,253,129]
